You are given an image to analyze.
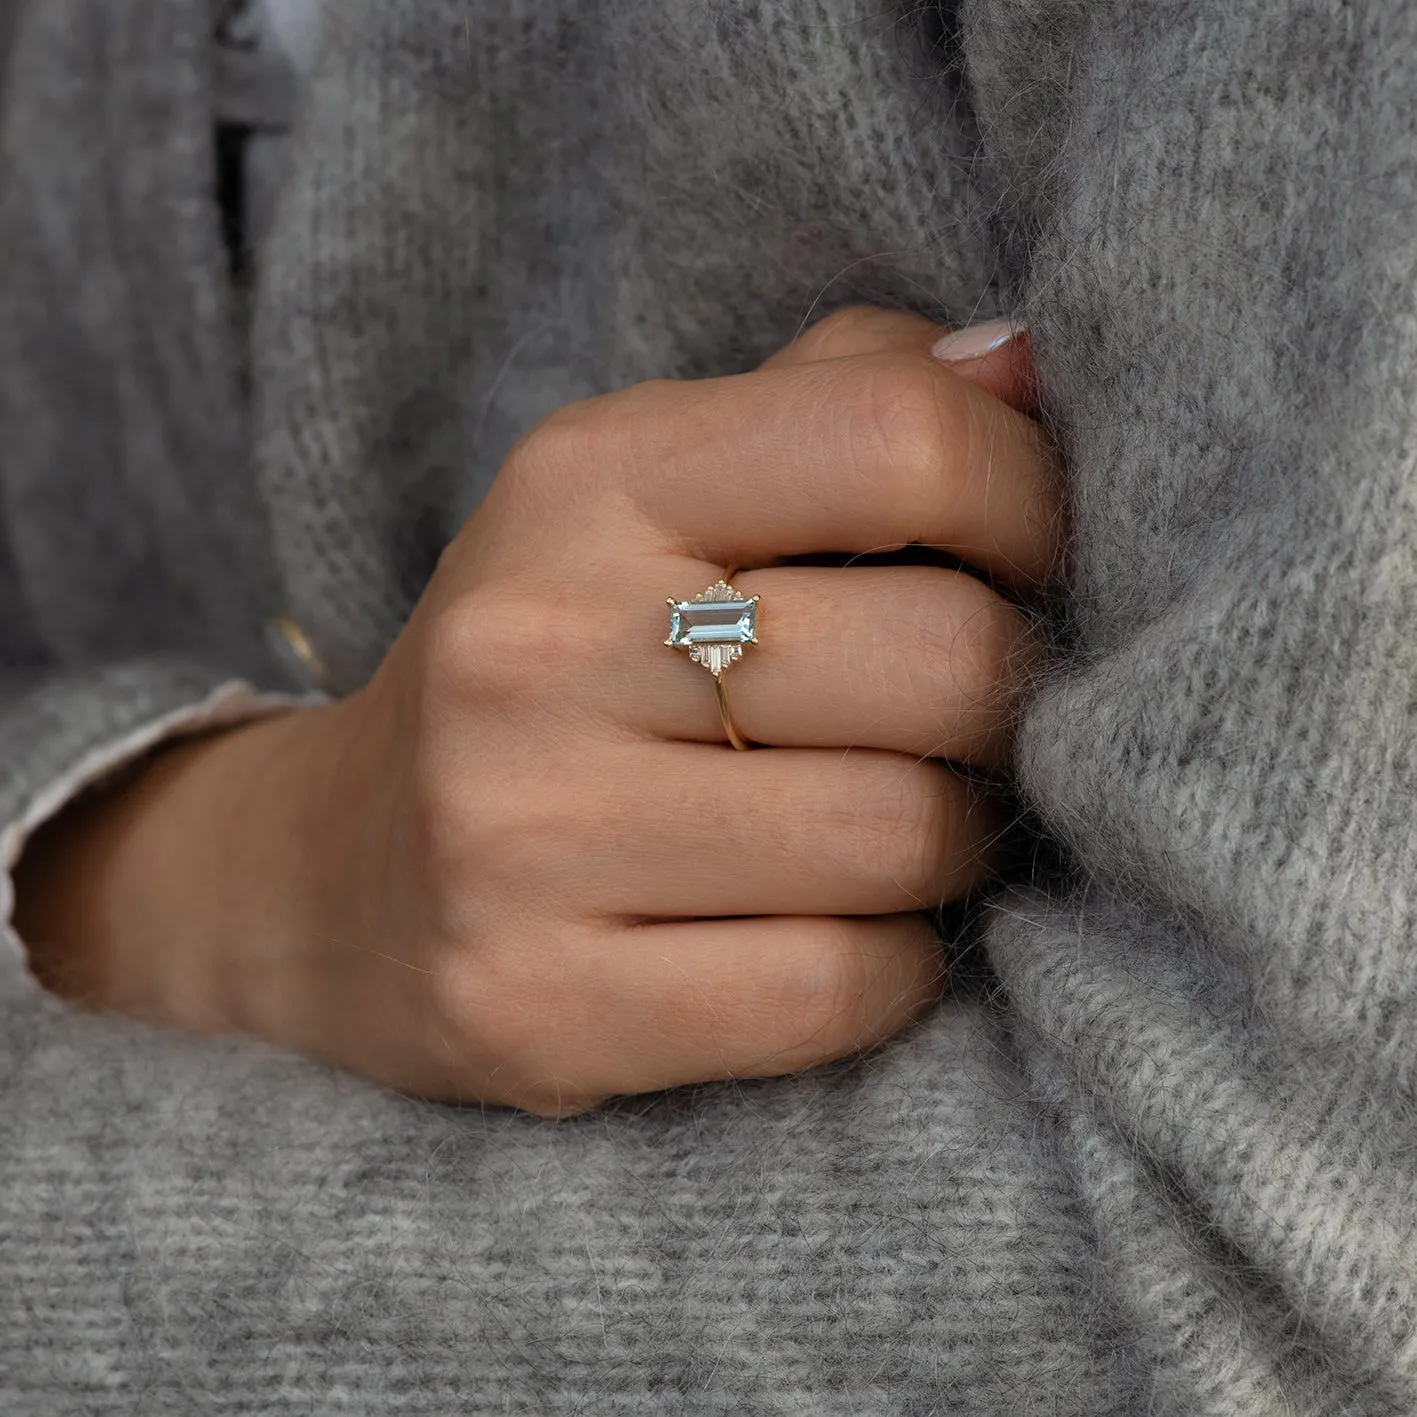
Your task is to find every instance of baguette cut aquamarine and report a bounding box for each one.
[668,597,757,647]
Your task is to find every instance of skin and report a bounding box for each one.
[13,307,1065,1118]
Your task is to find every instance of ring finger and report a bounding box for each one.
[618,560,1049,769]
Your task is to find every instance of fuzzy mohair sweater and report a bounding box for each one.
[4,0,1417,1412]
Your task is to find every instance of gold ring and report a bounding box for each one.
[665,567,760,750]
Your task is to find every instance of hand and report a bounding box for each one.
[14,308,1064,1116]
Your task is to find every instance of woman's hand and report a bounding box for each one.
[14,308,1064,1116]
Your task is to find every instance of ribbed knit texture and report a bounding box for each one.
[3,0,1417,1411]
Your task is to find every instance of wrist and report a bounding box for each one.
[13,703,343,1038]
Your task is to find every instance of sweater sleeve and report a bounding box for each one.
[0,2,319,972]
[0,673,318,971]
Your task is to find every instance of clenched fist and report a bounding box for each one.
[15,308,1064,1116]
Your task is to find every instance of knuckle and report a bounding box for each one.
[398,734,489,914]
[427,949,532,1064]
[509,395,600,478]
[450,778,566,889]
[850,769,958,900]
[419,600,485,697]
[598,379,692,487]
[515,1085,605,1121]
[549,378,674,454]
[423,952,487,1043]
[405,747,567,914]
[842,357,958,507]
[433,944,606,1119]
[599,376,680,421]
[790,305,890,362]
[919,577,1029,709]
[515,379,684,520]
[772,927,882,1059]
[403,763,472,878]
[420,589,570,707]
[504,381,675,498]
[884,575,1052,770]
[403,764,465,893]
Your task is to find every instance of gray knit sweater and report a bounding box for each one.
[4,0,1417,1412]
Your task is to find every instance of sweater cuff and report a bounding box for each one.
[0,680,327,977]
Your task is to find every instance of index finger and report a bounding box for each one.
[762,305,1038,415]
[627,352,1067,597]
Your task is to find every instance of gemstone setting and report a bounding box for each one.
[666,580,759,677]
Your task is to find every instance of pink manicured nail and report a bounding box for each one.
[930,318,1026,362]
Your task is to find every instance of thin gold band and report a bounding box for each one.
[715,674,751,751]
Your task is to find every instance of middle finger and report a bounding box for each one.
[623,352,1065,596]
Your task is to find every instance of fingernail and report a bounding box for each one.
[931,318,1026,362]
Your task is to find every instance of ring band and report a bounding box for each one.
[714,677,750,752]
[665,567,760,751]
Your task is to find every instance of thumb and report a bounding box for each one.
[931,319,1036,415]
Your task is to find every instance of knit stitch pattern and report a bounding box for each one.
[2,0,1416,1412]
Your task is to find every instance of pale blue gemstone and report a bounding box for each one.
[668,598,757,646]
